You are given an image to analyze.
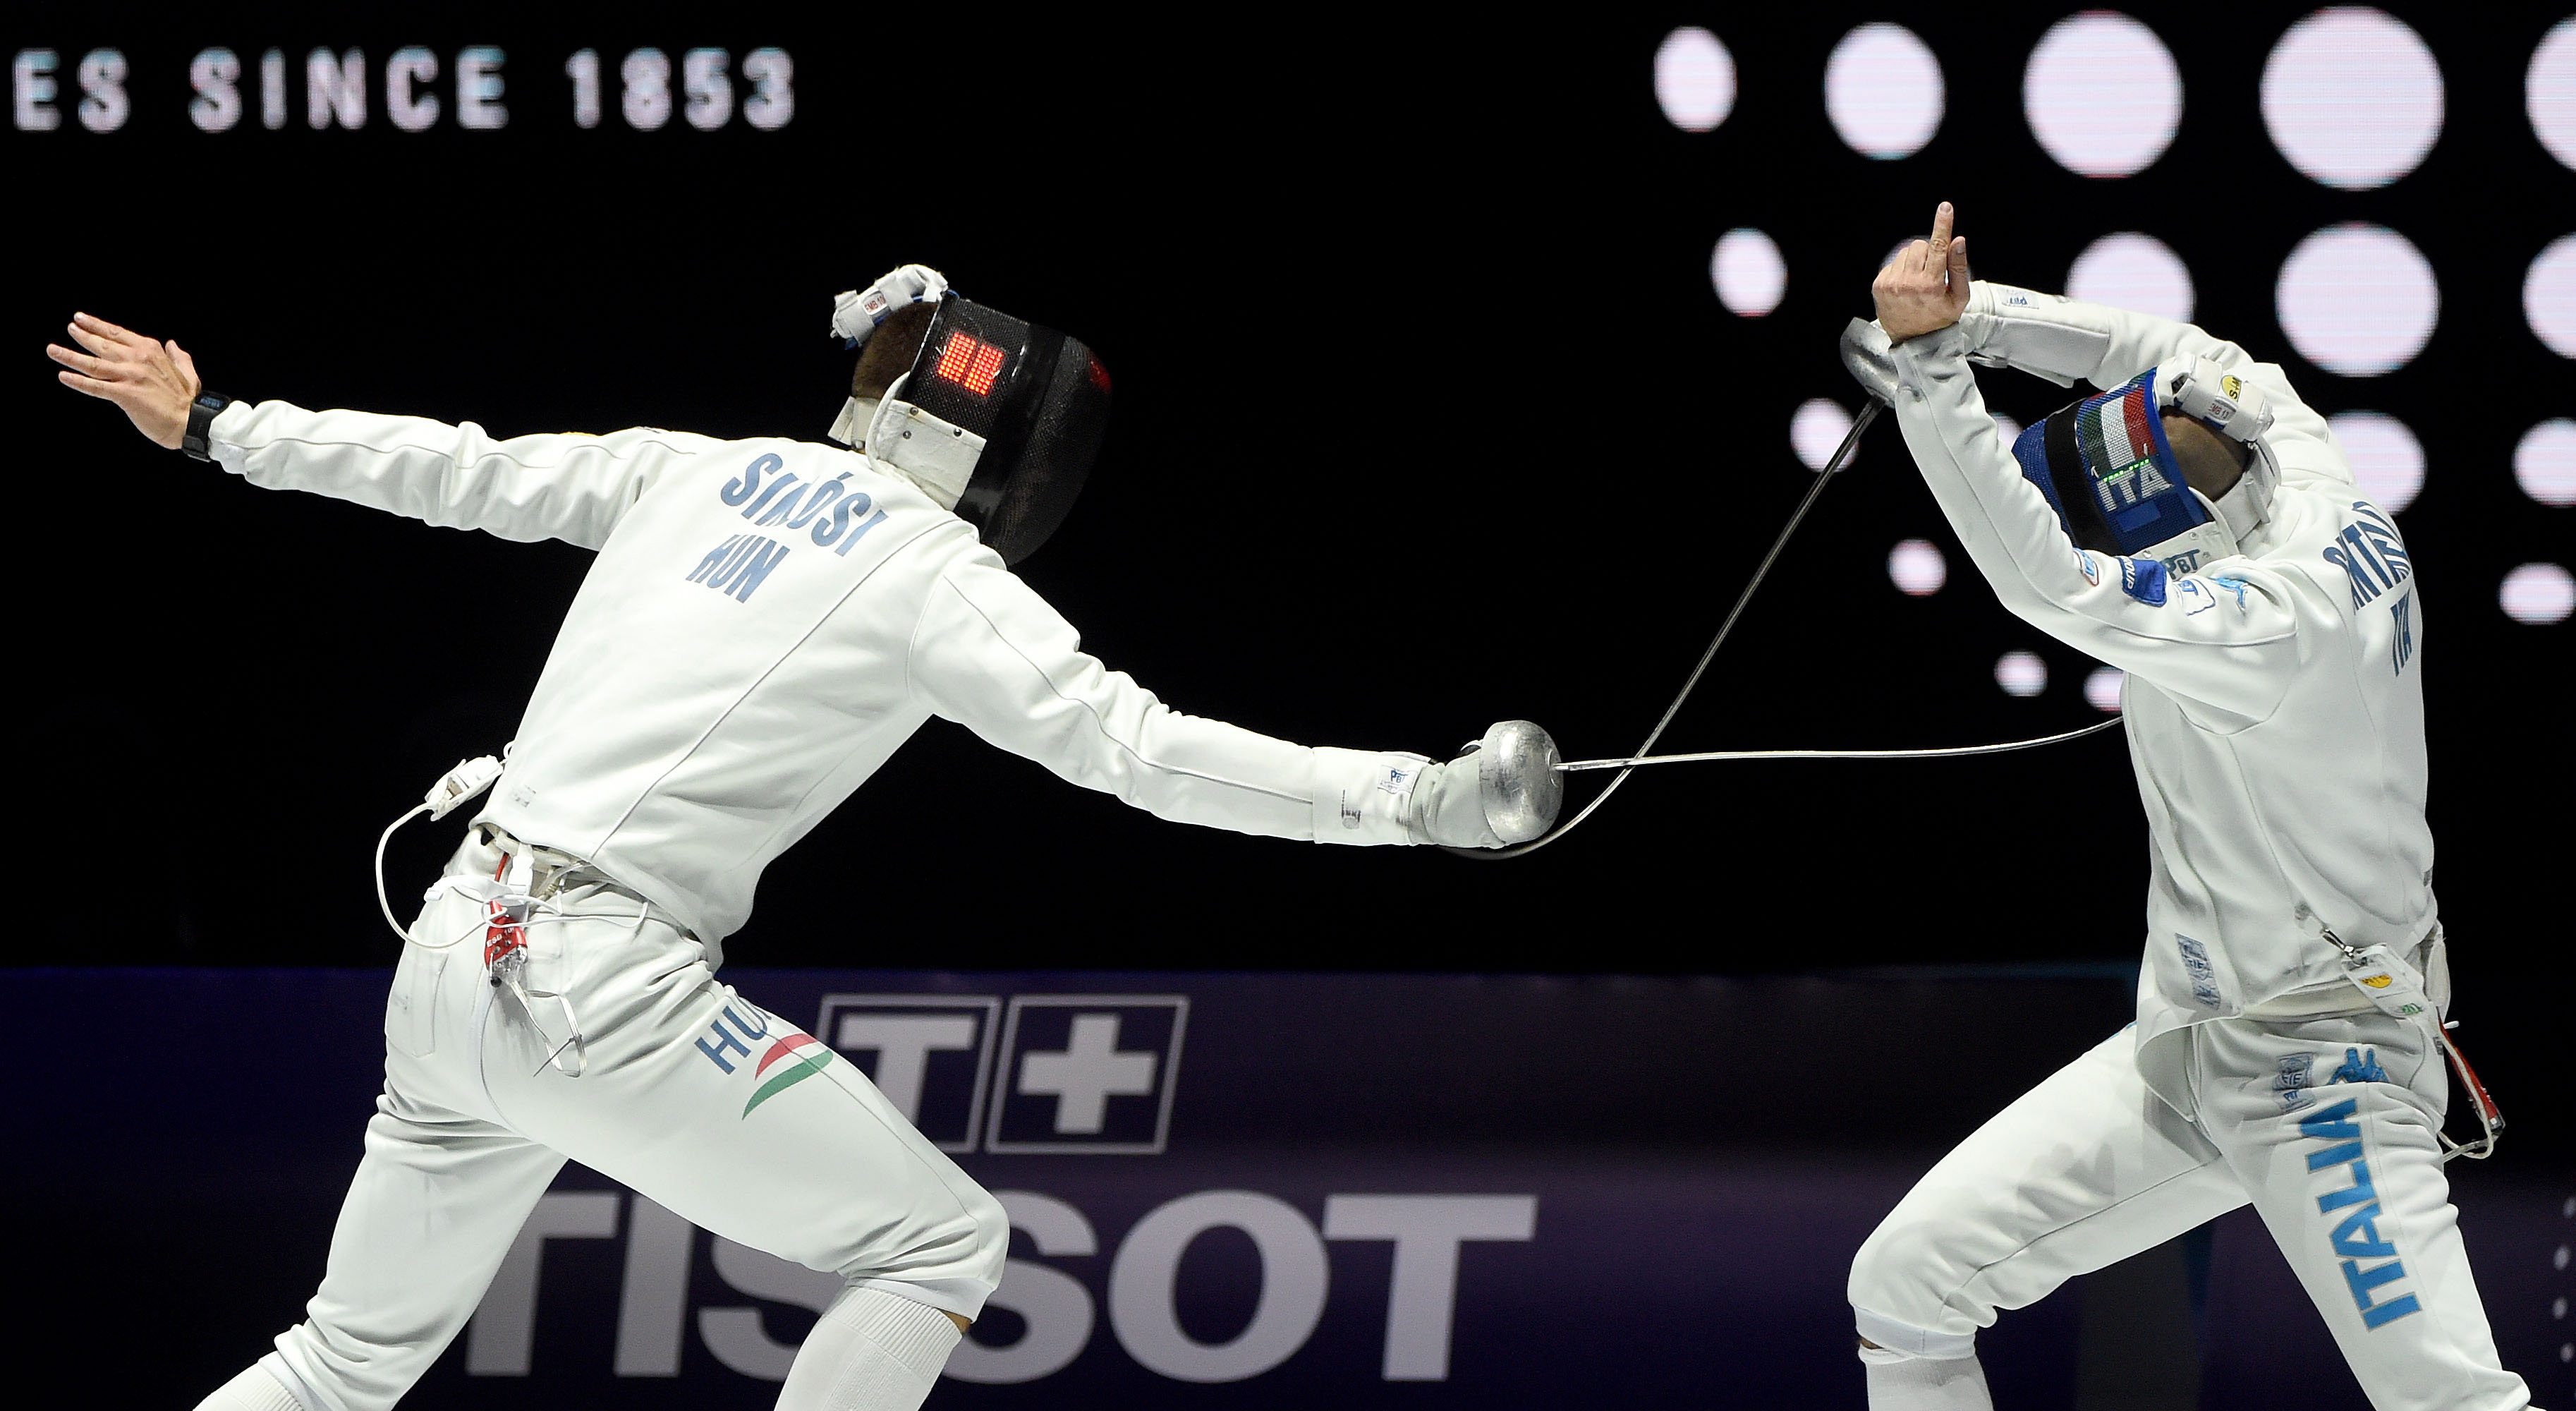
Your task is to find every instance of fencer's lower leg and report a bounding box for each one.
[1857,1339,1994,1411]
[190,1364,303,1411]
[774,1284,965,1411]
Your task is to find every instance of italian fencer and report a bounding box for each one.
[45,265,1562,1411]
[1837,204,2537,1410]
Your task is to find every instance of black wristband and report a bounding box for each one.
[181,392,233,461]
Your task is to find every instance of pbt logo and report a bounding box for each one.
[816,994,1186,1153]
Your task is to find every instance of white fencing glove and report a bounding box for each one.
[1406,720,1562,848]
[829,265,950,349]
[827,265,952,446]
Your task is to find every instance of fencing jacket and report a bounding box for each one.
[207,404,1430,957]
[1881,284,2437,1112]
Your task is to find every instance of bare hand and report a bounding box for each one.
[1872,202,1971,342]
[48,313,204,449]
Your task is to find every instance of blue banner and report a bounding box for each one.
[4,968,2560,1410]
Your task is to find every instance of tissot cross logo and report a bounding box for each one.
[990,997,1186,1153]
[814,993,1186,1153]
[814,996,1000,1152]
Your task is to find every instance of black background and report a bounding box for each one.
[6,4,2567,1156]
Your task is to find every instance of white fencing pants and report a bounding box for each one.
[1849,1015,2535,1411]
[248,838,1006,1411]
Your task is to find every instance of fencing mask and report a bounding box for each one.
[825,266,1112,566]
[2010,358,2280,578]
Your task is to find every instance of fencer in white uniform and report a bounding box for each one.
[44,270,1560,1411]
[1837,207,2536,1411]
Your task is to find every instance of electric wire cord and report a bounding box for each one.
[1556,718,2122,771]
[375,798,602,1077]
[375,804,434,944]
[1454,399,2120,859]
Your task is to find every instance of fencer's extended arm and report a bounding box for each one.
[1953,282,2348,492]
[904,556,1435,844]
[1881,327,2328,724]
[207,401,724,549]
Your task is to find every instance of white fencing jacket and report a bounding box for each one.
[208,404,1430,955]
[1883,285,2437,1106]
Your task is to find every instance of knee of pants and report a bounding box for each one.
[1849,1215,1981,1348]
[960,1185,1009,1287]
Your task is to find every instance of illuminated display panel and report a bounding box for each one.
[1789,398,1856,471]
[1655,27,1734,133]
[2515,420,2576,507]
[2022,12,2182,178]
[2327,412,2425,514]
[2084,666,2125,713]
[934,331,1006,396]
[2499,564,2575,624]
[1825,23,1943,159]
[1711,228,1785,316]
[2065,233,2193,323]
[2275,224,2439,376]
[1887,538,1946,596]
[1994,651,2048,698]
[2533,17,2576,169]
[2262,8,2444,190]
[2525,234,2576,357]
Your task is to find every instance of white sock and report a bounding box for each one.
[775,1285,963,1411]
[192,1365,303,1411]
[1859,1345,1993,1411]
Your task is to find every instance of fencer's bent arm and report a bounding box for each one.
[1951,282,2347,492]
[205,401,722,549]
[904,556,1423,845]
[1883,328,2311,723]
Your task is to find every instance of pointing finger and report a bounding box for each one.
[1928,200,1954,250]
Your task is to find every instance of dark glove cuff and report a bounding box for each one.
[181,392,233,462]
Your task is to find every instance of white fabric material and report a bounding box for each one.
[829,264,949,345]
[193,1364,306,1411]
[1876,296,2437,1086]
[1849,1019,2532,1411]
[267,835,1007,1411]
[1853,1307,1976,1361]
[864,382,980,510]
[777,1285,963,1411]
[825,394,878,449]
[1858,1342,1993,1411]
[208,401,1429,952]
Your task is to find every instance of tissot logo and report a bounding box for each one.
[815,995,1000,1151]
[817,994,1186,1154]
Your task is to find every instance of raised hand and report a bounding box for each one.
[1872,202,1972,342]
[47,313,204,449]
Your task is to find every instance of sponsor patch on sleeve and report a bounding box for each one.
[2118,556,2168,606]
[2074,549,2100,585]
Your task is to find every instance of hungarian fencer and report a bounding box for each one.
[1835,204,2536,1410]
[47,267,1560,1411]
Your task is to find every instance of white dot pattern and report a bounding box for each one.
[2024,13,2183,178]
[2276,224,2440,375]
[2263,8,2446,190]
[1655,28,1737,132]
[1826,24,1945,159]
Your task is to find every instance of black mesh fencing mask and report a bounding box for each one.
[876,295,1112,567]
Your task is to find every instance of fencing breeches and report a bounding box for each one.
[222,837,1005,1411]
[1847,1015,2533,1411]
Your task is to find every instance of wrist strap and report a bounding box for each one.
[182,392,232,461]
